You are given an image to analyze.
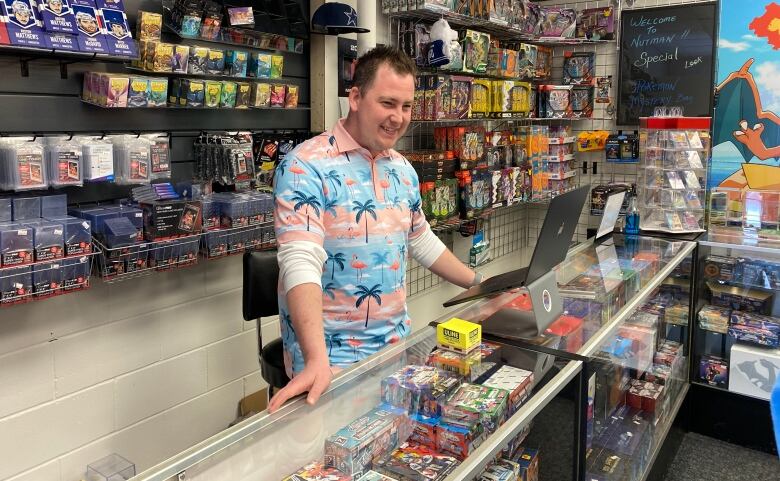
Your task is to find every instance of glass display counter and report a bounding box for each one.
[130,235,696,481]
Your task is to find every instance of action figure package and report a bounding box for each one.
[0,266,32,303]
[577,7,615,40]
[282,462,351,481]
[187,46,209,74]
[381,365,460,418]
[37,0,77,34]
[0,223,34,266]
[224,49,248,77]
[436,420,484,461]
[563,52,595,85]
[442,383,509,434]
[373,442,459,481]
[23,219,64,261]
[462,29,489,74]
[323,404,411,478]
[136,10,160,41]
[249,52,272,78]
[45,139,83,186]
[251,82,271,107]
[482,365,533,413]
[140,199,202,240]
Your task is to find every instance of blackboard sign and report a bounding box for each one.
[618,3,717,125]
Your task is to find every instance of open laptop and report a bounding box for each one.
[443,185,591,308]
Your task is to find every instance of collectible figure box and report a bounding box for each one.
[729,311,780,348]
[482,365,533,413]
[283,462,351,481]
[23,220,64,261]
[442,383,509,434]
[437,317,481,353]
[45,215,91,256]
[12,196,41,220]
[141,200,202,240]
[0,265,31,303]
[437,420,484,460]
[462,29,489,74]
[577,7,615,40]
[71,0,108,53]
[374,442,459,481]
[729,343,780,400]
[324,404,411,478]
[0,223,34,266]
[38,0,77,34]
[381,365,460,417]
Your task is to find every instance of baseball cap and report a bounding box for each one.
[311,2,370,35]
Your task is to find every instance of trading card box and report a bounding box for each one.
[515,447,539,481]
[409,413,438,449]
[179,79,204,107]
[71,0,109,53]
[282,461,351,481]
[412,75,426,120]
[38,0,77,34]
[136,10,160,41]
[539,6,576,37]
[271,54,284,78]
[479,462,516,481]
[563,51,595,86]
[140,200,202,241]
[462,29,489,74]
[709,283,772,313]
[642,363,672,386]
[577,7,615,40]
[437,420,484,460]
[324,404,411,478]
[586,446,627,481]
[187,46,208,74]
[249,52,271,78]
[382,365,460,418]
[626,379,664,413]
[729,311,780,348]
[442,383,509,433]
[374,442,459,481]
[0,265,31,303]
[598,414,649,458]
[23,220,64,261]
[517,43,536,79]
[356,470,398,481]
[251,82,270,107]
[2,0,48,48]
[448,75,472,119]
[0,223,34,266]
[270,83,286,107]
[206,48,225,74]
[219,81,236,108]
[203,80,221,107]
[437,317,481,353]
[127,76,149,107]
[224,49,248,77]
[147,77,167,107]
[482,365,533,412]
[235,82,251,108]
[98,3,135,57]
[426,75,449,121]
[534,46,552,80]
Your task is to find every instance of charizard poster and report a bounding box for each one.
[712,1,780,192]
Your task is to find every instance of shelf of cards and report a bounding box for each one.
[0,44,136,63]
[201,221,275,258]
[94,234,201,282]
[161,19,304,54]
[0,251,97,307]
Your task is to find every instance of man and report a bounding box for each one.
[269,46,482,413]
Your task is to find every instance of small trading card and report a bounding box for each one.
[665,212,684,230]
[688,131,704,148]
[685,191,702,209]
[670,131,689,148]
[683,170,701,189]
[687,150,704,169]
[666,171,685,189]
[67,159,79,180]
[178,204,200,232]
[38,0,77,34]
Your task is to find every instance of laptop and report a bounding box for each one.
[443,185,591,308]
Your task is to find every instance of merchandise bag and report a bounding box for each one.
[112,135,152,185]
[0,137,48,191]
[44,136,84,187]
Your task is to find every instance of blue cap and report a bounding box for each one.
[311,2,369,35]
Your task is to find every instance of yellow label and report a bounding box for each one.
[209,50,224,60]
[149,80,166,92]
[436,318,481,351]
[131,80,147,91]
[190,83,203,92]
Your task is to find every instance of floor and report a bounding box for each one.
[664,432,780,481]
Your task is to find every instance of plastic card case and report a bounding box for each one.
[638,117,710,233]
[86,453,136,481]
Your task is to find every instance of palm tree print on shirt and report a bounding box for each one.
[323,198,338,218]
[280,309,294,342]
[408,199,421,231]
[325,332,343,356]
[354,284,382,327]
[386,167,401,194]
[371,251,390,283]
[291,190,321,231]
[326,251,346,280]
[347,337,362,361]
[353,199,377,243]
[323,282,336,300]
[324,170,342,196]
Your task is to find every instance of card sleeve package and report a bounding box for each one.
[324,404,412,478]
[45,141,83,186]
[32,261,62,297]
[45,216,92,256]
[22,219,64,261]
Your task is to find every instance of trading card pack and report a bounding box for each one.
[37,0,77,34]
[71,0,108,53]
[374,442,459,481]
[282,462,351,481]
[97,0,135,56]
[3,0,48,48]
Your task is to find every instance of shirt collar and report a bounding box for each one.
[329,118,396,160]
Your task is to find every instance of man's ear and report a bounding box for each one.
[348,86,361,113]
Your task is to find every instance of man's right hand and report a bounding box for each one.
[267,357,333,413]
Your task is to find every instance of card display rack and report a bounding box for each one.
[638,117,710,234]
[93,233,201,282]
[0,251,98,307]
[79,98,309,111]
[0,44,137,78]
[201,220,275,259]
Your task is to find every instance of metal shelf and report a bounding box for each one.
[126,66,287,82]
[80,98,309,111]
[700,232,780,256]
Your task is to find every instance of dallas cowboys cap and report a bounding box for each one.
[311,2,370,35]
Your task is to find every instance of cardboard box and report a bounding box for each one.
[437,317,481,353]
[729,343,780,400]
[140,200,202,241]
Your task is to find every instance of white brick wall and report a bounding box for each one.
[0,256,270,481]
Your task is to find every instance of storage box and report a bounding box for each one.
[729,311,780,348]
[141,200,202,240]
[12,196,41,220]
[41,194,67,218]
[0,266,31,304]
[442,383,508,434]
[482,365,534,413]
[729,343,780,400]
[86,453,135,481]
[32,262,62,297]
[0,223,34,266]
[437,317,481,353]
[23,220,64,261]
[436,420,484,461]
[62,255,90,290]
[249,52,271,78]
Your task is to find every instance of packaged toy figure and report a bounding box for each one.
[224,49,248,77]
[324,404,411,478]
[374,442,459,481]
[517,44,536,79]
[219,81,237,108]
[563,52,595,85]
[204,80,221,107]
[187,46,209,74]
[538,6,576,38]
[136,10,160,41]
[37,0,77,34]
[271,54,284,78]
[206,48,225,74]
[577,7,615,40]
[251,82,270,107]
[462,30,489,74]
[270,84,286,107]
[72,0,108,52]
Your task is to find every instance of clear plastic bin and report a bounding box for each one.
[86,453,135,481]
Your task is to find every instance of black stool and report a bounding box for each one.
[242,250,290,397]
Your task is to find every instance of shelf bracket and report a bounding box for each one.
[19,57,30,77]
[59,59,78,79]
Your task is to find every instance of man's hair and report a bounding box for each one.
[352,45,417,93]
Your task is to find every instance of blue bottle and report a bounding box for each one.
[625,194,640,235]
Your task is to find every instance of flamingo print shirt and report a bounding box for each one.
[274,119,445,374]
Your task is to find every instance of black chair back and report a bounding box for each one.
[243,250,280,320]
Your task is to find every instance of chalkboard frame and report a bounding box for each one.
[617,2,719,126]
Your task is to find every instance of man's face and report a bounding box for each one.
[49,0,62,14]
[348,63,414,155]
[15,5,30,24]
[111,23,124,36]
[80,15,97,33]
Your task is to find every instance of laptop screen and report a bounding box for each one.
[597,191,626,240]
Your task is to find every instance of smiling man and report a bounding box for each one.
[269,46,483,412]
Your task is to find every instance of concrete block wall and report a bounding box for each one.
[0,256,272,481]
